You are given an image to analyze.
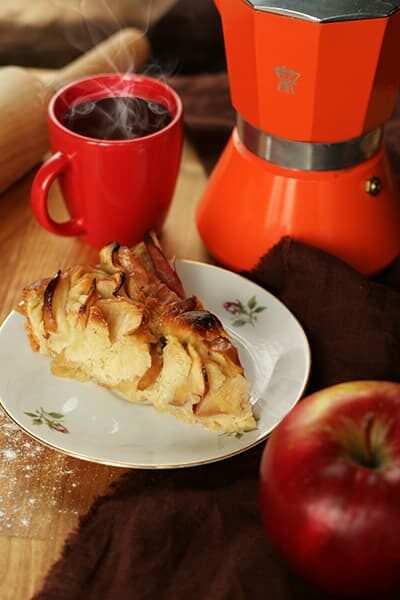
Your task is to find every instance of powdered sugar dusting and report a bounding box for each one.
[0,408,121,539]
[3,449,17,460]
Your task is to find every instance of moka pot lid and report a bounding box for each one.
[244,0,400,22]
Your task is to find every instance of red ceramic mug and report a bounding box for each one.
[30,74,183,248]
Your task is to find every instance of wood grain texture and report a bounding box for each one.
[0,139,208,598]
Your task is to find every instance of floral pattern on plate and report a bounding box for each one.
[223,296,266,327]
[24,407,69,434]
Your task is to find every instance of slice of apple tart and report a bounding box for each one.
[20,234,256,433]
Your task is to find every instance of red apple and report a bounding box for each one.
[259,381,400,599]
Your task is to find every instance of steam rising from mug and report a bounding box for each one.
[49,0,175,141]
[51,0,156,73]
[62,96,172,140]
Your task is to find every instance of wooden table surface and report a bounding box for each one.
[0,141,208,599]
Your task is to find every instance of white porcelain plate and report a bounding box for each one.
[0,261,310,469]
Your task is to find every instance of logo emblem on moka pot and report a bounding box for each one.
[275,66,301,94]
[197,0,400,275]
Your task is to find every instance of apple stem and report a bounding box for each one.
[364,413,375,468]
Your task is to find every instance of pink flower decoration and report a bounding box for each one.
[52,422,69,434]
[224,301,240,314]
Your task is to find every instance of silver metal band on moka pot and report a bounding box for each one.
[236,115,384,172]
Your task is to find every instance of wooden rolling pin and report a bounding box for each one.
[0,28,151,194]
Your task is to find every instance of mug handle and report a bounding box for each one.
[30,152,86,236]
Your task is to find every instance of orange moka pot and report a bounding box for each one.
[197,0,400,275]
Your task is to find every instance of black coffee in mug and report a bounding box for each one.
[62,96,172,140]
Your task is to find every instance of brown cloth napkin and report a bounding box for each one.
[35,3,400,599]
